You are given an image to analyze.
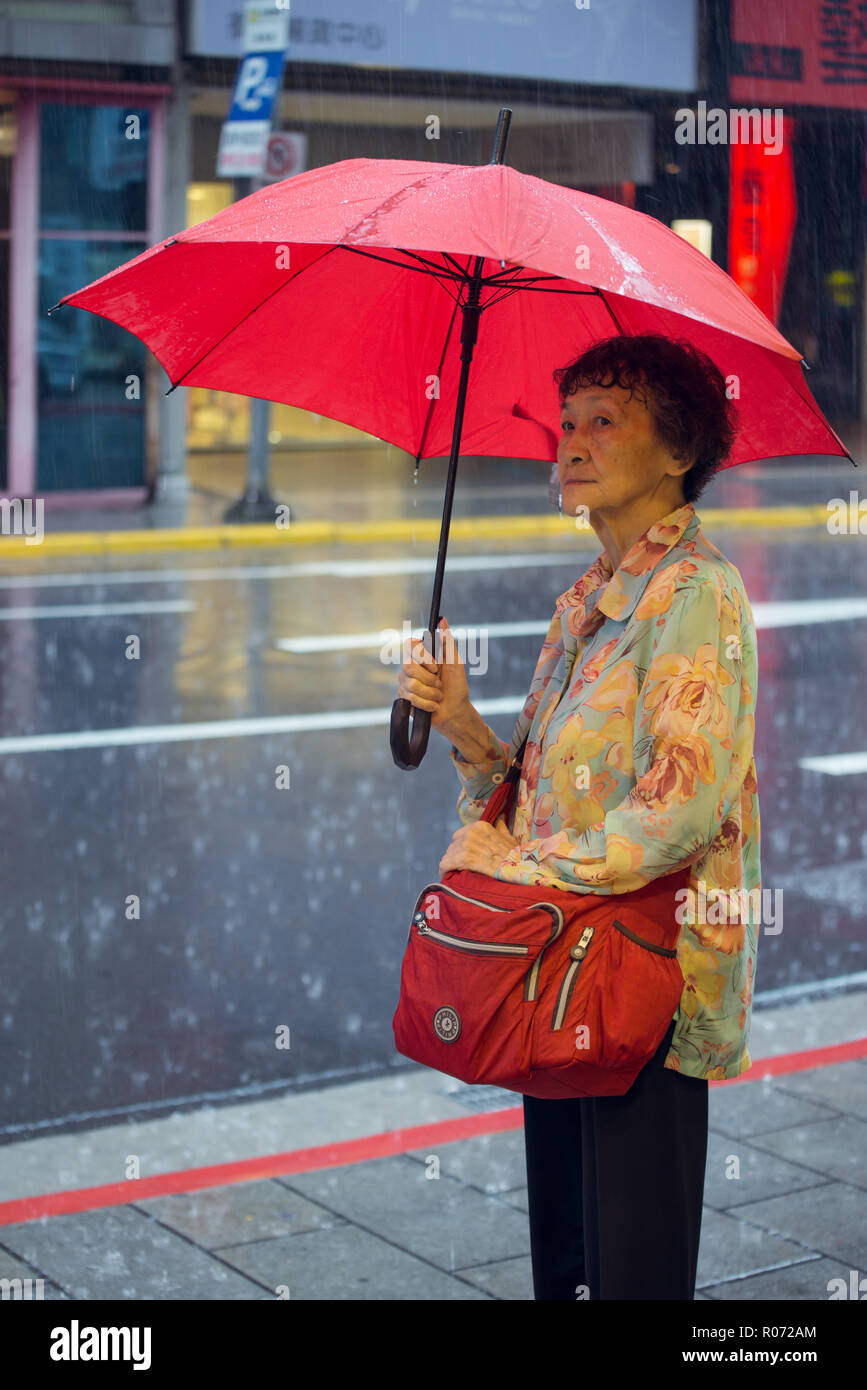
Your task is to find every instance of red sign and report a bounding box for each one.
[728,117,798,325]
[730,0,867,110]
[263,132,306,183]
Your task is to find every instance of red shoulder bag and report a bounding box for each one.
[392,737,689,1098]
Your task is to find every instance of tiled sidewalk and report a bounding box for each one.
[1,991,865,1301]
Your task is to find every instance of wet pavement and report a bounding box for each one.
[0,990,865,1301]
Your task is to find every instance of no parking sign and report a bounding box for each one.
[263,131,308,182]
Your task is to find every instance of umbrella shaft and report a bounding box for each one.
[426,262,485,639]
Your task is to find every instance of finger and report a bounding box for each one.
[399,687,441,712]
[438,623,464,671]
[404,637,438,671]
[400,638,438,673]
[402,667,443,697]
[400,672,443,701]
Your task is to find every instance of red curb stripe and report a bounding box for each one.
[710,1034,867,1082]
[1,1036,864,1227]
[0,1110,523,1226]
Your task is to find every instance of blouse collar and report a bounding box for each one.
[556,502,700,625]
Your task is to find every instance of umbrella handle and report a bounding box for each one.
[389,697,432,769]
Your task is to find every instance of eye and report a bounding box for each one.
[560,420,573,432]
[595,415,612,427]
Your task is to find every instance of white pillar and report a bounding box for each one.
[154,71,191,502]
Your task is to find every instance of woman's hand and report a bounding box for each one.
[439,815,519,878]
[397,617,471,734]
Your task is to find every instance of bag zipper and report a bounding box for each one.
[414,914,529,956]
[522,909,564,1002]
[550,916,675,1030]
[412,884,565,996]
[551,926,595,1030]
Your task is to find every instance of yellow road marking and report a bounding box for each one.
[0,504,846,558]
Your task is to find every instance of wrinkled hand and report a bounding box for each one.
[439,816,520,878]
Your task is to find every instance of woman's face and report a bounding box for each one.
[557,380,687,518]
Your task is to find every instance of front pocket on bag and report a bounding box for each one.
[549,917,678,1032]
[612,917,678,956]
[411,884,565,1003]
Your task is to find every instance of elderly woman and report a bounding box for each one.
[398,333,761,1302]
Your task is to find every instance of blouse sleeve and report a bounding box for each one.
[449,607,566,826]
[449,727,511,826]
[493,578,755,894]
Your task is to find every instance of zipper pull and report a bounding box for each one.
[570,926,594,959]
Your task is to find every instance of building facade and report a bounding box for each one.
[0,0,863,506]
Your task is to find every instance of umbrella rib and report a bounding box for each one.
[338,243,464,288]
[440,251,475,279]
[337,246,586,297]
[337,244,468,307]
[477,282,607,312]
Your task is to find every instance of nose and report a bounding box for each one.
[559,427,588,463]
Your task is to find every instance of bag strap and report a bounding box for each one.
[480,732,529,826]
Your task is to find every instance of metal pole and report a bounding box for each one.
[223,172,283,523]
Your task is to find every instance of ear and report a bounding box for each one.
[666,452,694,480]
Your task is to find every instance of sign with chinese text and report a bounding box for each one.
[731,0,867,111]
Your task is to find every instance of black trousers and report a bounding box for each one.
[521,1018,708,1300]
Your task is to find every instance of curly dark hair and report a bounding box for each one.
[552,334,738,504]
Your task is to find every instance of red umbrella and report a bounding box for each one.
[52,108,852,768]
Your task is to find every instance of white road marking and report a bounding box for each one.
[754,970,867,1004]
[0,600,195,620]
[798,752,867,776]
[0,697,527,754]
[278,621,548,654]
[277,597,867,653]
[0,551,589,591]
[753,597,867,627]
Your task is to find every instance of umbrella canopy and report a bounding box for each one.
[53,108,852,769]
[54,152,849,470]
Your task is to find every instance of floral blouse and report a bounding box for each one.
[450,502,761,1082]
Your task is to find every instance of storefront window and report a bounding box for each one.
[37,238,148,490]
[0,95,14,489]
[39,104,149,233]
[36,103,151,490]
